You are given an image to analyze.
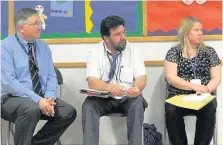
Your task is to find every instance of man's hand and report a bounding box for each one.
[127,87,140,98]
[108,84,125,96]
[39,98,52,116]
[47,97,56,105]
[47,97,56,117]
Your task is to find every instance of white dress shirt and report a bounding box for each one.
[86,41,146,99]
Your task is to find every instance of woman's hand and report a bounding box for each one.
[192,84,210,94]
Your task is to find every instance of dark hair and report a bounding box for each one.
[100,15,125,39]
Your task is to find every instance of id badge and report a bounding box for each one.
[190,79,201,85]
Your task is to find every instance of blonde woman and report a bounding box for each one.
[164,16,221,145]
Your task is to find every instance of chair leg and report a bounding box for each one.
[169,138,171,145]
[7,122,15,145]
[213,125,217,145]
[7,122,11,145]
[142,125,144,145]
[164,127,171,145]
[164,127,167,145]
[10,123,15,139]
[57,139,61,145]
[58,85,63,145]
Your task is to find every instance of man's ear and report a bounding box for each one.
[103,36,109,42]
[18,24,24,33]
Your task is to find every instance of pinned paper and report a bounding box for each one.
[182,0,194,5]
[50,0,73,17]
[195,0,207,5]
[182,0,207,5]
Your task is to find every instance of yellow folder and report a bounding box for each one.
[165,94,216,110]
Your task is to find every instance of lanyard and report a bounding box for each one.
[187,48,199,78]
[15,33,39,70]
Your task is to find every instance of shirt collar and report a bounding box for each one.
[15,33,35,50]
[103,41,120,56]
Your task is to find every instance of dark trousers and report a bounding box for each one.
[82,95,146,145]
[1,96,77,145]
[165,99,217,145]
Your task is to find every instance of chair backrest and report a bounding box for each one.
[54,66,63,85]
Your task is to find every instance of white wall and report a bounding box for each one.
[1,40,222,145]
[50,40,223,145]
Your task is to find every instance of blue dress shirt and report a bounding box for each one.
[1,33,57,103]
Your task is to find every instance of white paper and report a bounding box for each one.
[80,88,110,94]
[182,93,211,102]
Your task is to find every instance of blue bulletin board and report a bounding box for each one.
[12,1,142,39]
[2,0,221,43]
[1,1,9,40]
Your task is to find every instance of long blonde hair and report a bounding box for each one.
[176,16,206,57]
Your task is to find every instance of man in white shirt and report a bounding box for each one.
[82,15,147,145]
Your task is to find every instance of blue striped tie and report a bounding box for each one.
[107,53,119,82]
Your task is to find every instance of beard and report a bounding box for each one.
[116,39,127,52]
[109,38,127,52]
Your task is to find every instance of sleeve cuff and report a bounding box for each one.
[32,94,42,103]
[135,72,146,78]
[44,91,57,99]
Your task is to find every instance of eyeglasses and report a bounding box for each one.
[24,22,42,27]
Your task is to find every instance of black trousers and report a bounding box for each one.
[1,96,77,145]
[165,99,217,145]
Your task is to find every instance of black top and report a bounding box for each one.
[165,46,221,98]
